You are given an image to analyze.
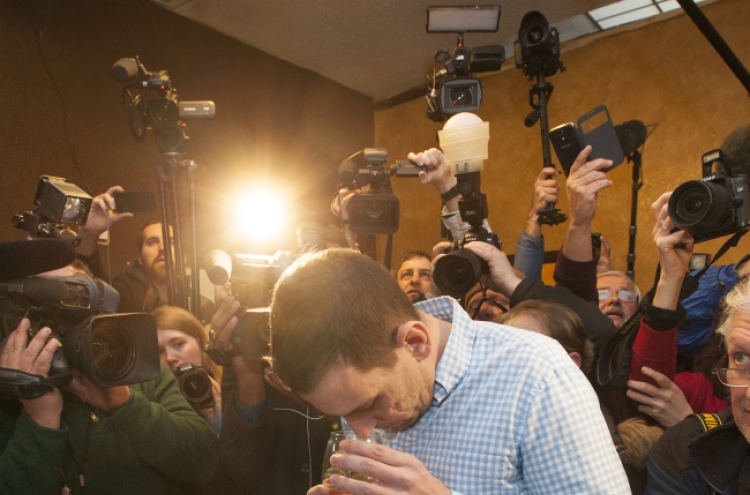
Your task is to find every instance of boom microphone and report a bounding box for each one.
[0,240,76,281]
[615,120,647,157]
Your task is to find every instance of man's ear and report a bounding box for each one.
[395,320,430,361]
[568,351,582,369]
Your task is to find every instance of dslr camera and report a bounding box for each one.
[433,170,501,298]
[668,149,750,243]
[204,250,291,364]
[174,363,213,408]
[0,273,160,398]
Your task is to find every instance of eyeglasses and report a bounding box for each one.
[597,289,638,302]
[713,368,750,388]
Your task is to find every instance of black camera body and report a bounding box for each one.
[339,148,401,235]
[433,170,501,298]
[668,171,750,243]
[433,227,502,298]
[174,363,213,408]
[426,41,504,122]
[0,274,160,396]
[514,11,563,79]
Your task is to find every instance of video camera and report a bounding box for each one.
[0,273,160,398]
[338,148,425,236]
[426,38,505,122]
[12,176,92,244]
[112,56,216,153]
[668,149,750,242]
[514,11,563,79]
[203,250,292,364]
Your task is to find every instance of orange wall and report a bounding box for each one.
[376,0,750,291]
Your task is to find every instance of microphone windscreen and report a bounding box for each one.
[0,240,76,281]
[112,57,138,82]
[22,277,70,302]
[615,120,648,156]
[338,159,359,188]
[204,249,232,286]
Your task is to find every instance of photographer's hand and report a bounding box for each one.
[197,375,223,425]
[463,242,524,297]
[563,146,613,262]
[651,192,694,311]
[208,295,239,353]
[627,367,693,427]
[77,185,134,256]
[0,318,63,428]
[408,148,459,212]
[67,369,131,414]
[526,167,559,238]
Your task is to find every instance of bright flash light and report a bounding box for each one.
[235,191,286,240]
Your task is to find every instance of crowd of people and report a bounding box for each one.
[1,121,750,494]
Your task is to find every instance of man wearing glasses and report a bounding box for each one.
[645,274,750,494]
[596,270,640,329]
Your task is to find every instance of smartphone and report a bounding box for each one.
[578,105,624,172]
[549,122,581,177]
[113,190,156,213]
[549,105,626,176]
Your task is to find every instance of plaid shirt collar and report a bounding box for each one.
[415,296,477,406]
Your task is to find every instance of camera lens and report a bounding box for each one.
[433,249,482,298]
[362,201,387,220]
[180,370,212,403]
[449,87,473,106]
[91,319,136,381]
[669,180,733,230]
[62,197,85,223]
[147,98,180,128]
[527,26,544,45]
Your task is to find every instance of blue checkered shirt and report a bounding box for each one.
[388,297,630,495]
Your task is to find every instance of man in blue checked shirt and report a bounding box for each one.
[269,248,630,495]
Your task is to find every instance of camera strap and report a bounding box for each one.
[691,229,749,282]
[0,367,72,399]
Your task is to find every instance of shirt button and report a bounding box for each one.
[301,463,310,474]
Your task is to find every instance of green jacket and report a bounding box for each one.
[0,366,219,494]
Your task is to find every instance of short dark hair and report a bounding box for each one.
[496,300,594,373]
[136,218,162,254]
[270,248,419,394]
[395,250,432,273]
[722,123,750,176]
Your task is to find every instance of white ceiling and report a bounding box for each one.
[149,0,639,100]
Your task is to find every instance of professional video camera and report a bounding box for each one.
[426,37,505,122]
[112,56,216,153]
[424,5,504,122]
[432,113,501,298]
[12,176,92,243]
[174,363,213,408]
[338,148,425,236]
[514,11,563,80]
[0,273,160,398]
[668,149,750,243]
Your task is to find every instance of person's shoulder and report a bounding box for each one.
[475,321,576,370]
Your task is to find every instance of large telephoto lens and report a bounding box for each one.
[433,249,482,298]
[91,319,136,382]
[668,179,733,231]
